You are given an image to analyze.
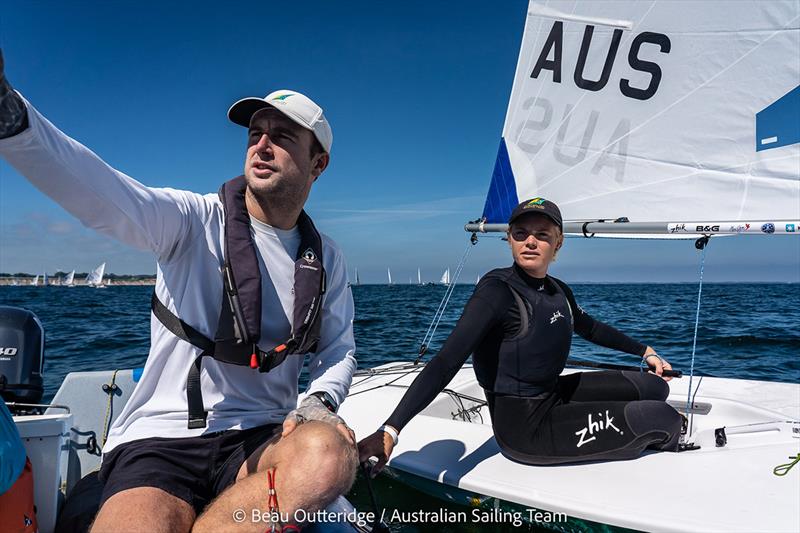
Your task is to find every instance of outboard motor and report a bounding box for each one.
[0,306,44,413]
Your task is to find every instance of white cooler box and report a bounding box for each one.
[14,413,73,533]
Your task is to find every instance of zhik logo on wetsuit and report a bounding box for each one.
[549,310,564,324]
[575,410,622,448]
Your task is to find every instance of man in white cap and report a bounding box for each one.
[0,50,358,532]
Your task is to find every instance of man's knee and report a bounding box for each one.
[91,487,195,533]
[286,421,358,493]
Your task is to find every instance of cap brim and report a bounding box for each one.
[509,211,562,228]
[228,97,317,134]
[227,97,275,128]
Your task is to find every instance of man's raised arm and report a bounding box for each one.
[0,49,203,262]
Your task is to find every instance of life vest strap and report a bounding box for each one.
[186,354,207,429]
[151,292,215,353]
[152,291,301,428]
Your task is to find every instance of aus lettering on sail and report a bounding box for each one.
[512,12,670,183]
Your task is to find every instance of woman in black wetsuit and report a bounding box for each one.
[358,198,683,469]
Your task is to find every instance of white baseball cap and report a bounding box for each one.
[228,90,333,153]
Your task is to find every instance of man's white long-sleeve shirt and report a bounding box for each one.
[0,96,357,453]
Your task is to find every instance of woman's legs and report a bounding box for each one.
[491,371,682,465]
[557,370,669,403]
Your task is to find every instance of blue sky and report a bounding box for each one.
[1,0,797,283]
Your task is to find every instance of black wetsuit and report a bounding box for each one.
[385,264,682,465]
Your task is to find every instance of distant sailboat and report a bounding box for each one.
[63,270,75,287]
[417,268,422,285]
[355,268,360,286]
[476,274,480,285]
[439,268,450,285]
[387,268,393,285]
[30,275,39,286]
[86,262,106,288]
[42,272,48,286]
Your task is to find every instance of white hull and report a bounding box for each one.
[340,362,800,532]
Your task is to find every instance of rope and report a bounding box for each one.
[773,455,800,476]
[101,369,120,447]
[415,241,475,363]
[685,241,708,435]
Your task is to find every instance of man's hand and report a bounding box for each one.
[281,395,355,445]
[358,429,396,477]
[0,48,29,139]
[643,346,673,382]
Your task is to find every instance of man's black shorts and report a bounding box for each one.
[98,424,281,514]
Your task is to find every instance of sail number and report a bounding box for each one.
[531,22,671,101]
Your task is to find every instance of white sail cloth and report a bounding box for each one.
[483,0,800,226]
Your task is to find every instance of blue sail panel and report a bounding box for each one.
[481,138,519,223]
[756,86,800,152]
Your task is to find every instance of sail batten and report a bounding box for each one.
[481,1,800,232]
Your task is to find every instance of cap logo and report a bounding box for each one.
[525,197,546,209]
[272,93,293,101]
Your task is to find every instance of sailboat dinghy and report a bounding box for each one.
[341,1,800,531]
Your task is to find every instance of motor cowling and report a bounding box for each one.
[0,306,44,409]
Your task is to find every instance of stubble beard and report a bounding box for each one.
[245,170,308,214]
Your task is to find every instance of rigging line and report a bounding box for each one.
[685,240,708,435]
[536,12,800,191]
[417,241,474,360]
[420,241,475,363]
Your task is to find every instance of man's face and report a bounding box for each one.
[507,214,563,277]
[243,107,328,207]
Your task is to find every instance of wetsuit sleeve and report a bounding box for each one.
[304,240,357,409]
[0,94,208,263]
[554,278,647,357]
[384,279,514,432]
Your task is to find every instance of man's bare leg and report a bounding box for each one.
[90,487,195,533]
[193,421,357,532]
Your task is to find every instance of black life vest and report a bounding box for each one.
[151,175,326,429]
[472,266,573,396]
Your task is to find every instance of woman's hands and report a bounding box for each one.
[643,346,674,382]
[358,428,397,477]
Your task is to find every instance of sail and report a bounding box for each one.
[31,275,39,286]
[482,0,800,228]
[64,270,75,286]
[43,272,48,286]
[87,262,106,286]
[418,268,422,285]
[440,268,450,285]
[387,268,393,285]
